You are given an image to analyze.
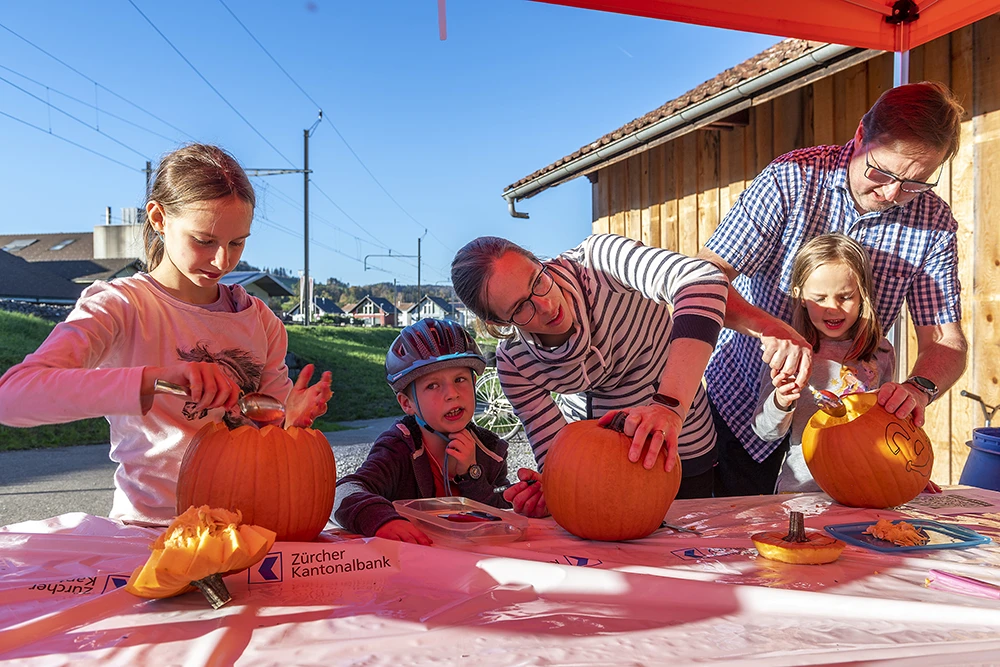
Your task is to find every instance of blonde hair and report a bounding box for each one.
[142,144,255,270]
[451,236,540,340]
[789,234,882,362]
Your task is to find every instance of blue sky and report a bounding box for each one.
[0,1,780,288]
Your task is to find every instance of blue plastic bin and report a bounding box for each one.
[959,427,1000,492]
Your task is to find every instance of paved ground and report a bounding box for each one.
[0,418,537,527]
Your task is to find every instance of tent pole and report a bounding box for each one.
[890,48,910,381]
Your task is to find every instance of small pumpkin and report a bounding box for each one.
[543,418,682,542]
[802,392,933,509]
[752,511,845,564]
[177,423,337,541]
[126,505,276,608]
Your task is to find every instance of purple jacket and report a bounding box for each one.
[333,416,512,537]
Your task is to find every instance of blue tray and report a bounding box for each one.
[824,520,992,553]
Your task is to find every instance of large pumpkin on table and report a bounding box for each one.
[802,392,932,509]
[543,419,682,541]
[177,423,337,541]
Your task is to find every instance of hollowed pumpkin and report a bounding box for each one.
[543,419,682,541]
[802,392,933,509]
[177,423,337,541]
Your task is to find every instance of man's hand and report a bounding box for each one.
[759,319,813,390]
[877,382,927,428]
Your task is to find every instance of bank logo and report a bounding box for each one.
[249,552,283,584]
[102,575,131,594]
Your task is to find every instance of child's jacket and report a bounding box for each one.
[333,415,512,537]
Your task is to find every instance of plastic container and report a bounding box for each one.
[393,496,528,547]
[824,519,991,553]
[959,427,1000,492]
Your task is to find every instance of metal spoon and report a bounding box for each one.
[808,385,847,417]
[153,379,286,424]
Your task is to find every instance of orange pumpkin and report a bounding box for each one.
[802,392,932,508]
[543,419,682,541]
[177,423,337,541]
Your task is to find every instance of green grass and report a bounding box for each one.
[0,310,401,450]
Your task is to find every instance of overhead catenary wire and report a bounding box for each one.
[127,0,294,167]
[0,64,181,144]
[0,21,197,142]
[0,74,152,160]
[0,109,140,172]
[217,1,455,258]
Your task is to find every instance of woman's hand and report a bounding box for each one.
[141,362,241,415]
[285,364,333,428]
[503,468,548,517]
[375,518,432,545]
[445,430,478,476]
[877,382,927,428]
[598,404,681,472]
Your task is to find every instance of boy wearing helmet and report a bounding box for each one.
[333,319,514,544]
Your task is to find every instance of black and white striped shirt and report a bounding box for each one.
[496,234,729,477]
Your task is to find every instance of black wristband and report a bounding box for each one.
[650,393,685,420]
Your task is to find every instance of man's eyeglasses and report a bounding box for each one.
[493,265,554,326]
[864,152,941,194]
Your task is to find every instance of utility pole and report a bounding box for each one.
[416,236,421,305]
[303,111,323,326]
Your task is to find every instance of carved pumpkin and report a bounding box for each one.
[752,511,845,564]
[126,505,276,608]
[802,392,933,509]
[177,423,337,541]
[543,419,682,541]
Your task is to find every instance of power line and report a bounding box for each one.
[0,64,180,144]
[0,74,151,160]
[126,0,294,167]
[0,21,197,141]
[215,3,455,255]
[0,109,140,171]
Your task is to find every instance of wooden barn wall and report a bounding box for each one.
[590,20,1000,485]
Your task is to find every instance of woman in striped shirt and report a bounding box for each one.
[451,233,729,511]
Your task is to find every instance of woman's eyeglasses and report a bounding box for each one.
[493,265,554,326]
[864,152,941,193]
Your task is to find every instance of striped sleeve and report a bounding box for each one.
[496,343,567,469]
[574,233,728,345]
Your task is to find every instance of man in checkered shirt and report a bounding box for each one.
[699,82,969,496]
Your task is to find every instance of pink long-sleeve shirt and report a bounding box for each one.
[0,274,291,524]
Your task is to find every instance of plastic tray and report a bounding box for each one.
[824,519,992,553]
[393,496,528,547]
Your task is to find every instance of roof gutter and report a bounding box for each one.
[503,42,861,218]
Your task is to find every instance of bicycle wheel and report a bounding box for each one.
[473,369,523,440]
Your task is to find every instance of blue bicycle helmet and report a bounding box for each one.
[386,319,486,393]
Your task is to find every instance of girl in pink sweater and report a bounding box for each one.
[0,144,332,524]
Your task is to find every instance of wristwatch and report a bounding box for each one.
[453,464,482,483]
[650,393,685,420]
[905,375,939,402]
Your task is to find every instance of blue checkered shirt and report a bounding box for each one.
[705,141,961,462]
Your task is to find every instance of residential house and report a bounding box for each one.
[287,297,345,323]
[345,295,398,327]
[400,294,456,327]
[503,22,1000,483]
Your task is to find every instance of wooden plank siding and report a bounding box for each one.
[588,26,1000,484]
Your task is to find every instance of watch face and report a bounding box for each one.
[468,464,482,480]
[910,376,937,391]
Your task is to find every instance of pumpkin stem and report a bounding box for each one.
[192,573,232,609]
[783,511,809,543]
[606,412,628,434]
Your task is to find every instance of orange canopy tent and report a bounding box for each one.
[527,0,999,52]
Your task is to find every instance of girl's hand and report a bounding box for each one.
[141,362,241,415]
[446,430,477,475]
[877,382,926,428]
[284,364,333,428]
[375,519,432,545]
[503,468,548,517]
[597,404,681,472]
[772,373,801,410]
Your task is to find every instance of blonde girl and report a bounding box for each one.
[0,144,332,524]
[752,233,913,493]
